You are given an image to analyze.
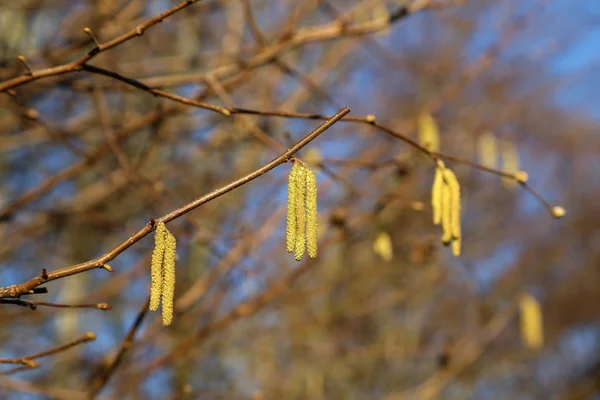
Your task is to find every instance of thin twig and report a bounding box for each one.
[89,297,150,399]
[0,332,96,369]
[0,0,208,93]
[0,108,349,299]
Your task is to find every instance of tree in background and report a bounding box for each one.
[0,0,598,399]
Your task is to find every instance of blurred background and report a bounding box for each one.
[0,0,599,399]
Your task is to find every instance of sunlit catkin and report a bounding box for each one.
[431,160,445,225]
[501,139,519,189]
[161,232,177,326]
[443,168,461,256]
[305,168,318,258]
[294,165,307,261]
[519,293,544,350]
[477,131,498,169]
[286,163,300,253]
[441,178,452,245]
[150,222,167,311]
[418,113,440,153]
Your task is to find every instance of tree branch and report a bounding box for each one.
[0,108,350,299]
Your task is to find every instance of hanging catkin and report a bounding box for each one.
[418,113,440,153]
[149,221,177,326]
[286,163,300,253]
[285,162,319,261]
[478,131,498,169]
[430,163,462,256]
[294,165,307,261]
[431,160,445,225]
[150,222,167,311]
[162,232,177,326]
[306,168,318,259]
[519,293,544,350]
[443,168,461,256]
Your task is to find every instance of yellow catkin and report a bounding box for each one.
[443,168,461,256]
[431,161,445,225]
[418,113,440,153]
[305,168,318,258]
[501,139,519,189]
[373,231,393,262]
[294,165,307,261]
[478,131,498,169]
[441,179,452,245]
[161,232,177,326]
[519,293,544,350]
[286,163,300,253]
[150,222,167,311]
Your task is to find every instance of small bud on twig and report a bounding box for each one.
[17,55,32,74]
[551,206,566,219]
[83,27,100,46]
[102,264,114,273]
[515,170,529,184]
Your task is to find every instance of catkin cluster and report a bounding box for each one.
[150,221,177,326]
[286,162,318,261]
[431,160,462,256]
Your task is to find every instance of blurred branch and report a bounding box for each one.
[0,108,349,299]
[0,0,208,93]
[89,297,150,400]
[0,332,96,371]
[0,298,110,311]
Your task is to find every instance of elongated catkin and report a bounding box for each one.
[441,178,452,245]
[150,222,167,311]
[443,168,461,255]
[162,232,177,326]
[286,163,300,253]
[431,161,444,225]
[306,168,318,258]
[294,165,307,261]
[519,293,543,350]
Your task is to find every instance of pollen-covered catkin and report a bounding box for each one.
[441,178,452,245]
[478,131,498,169]
[443,168,461,256]
[294,165,307,261]
[418,113,440,152]
[431,161,444,225]
[150,222,167,311]
[286,163,300,253]
[305,168,318,258]
[519,293,544,350]
[161,232,177,326]
[501,139,519,189]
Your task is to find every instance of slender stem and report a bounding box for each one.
[0,108,349,299]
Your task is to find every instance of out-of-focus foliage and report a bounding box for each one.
[0,0,599,399]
